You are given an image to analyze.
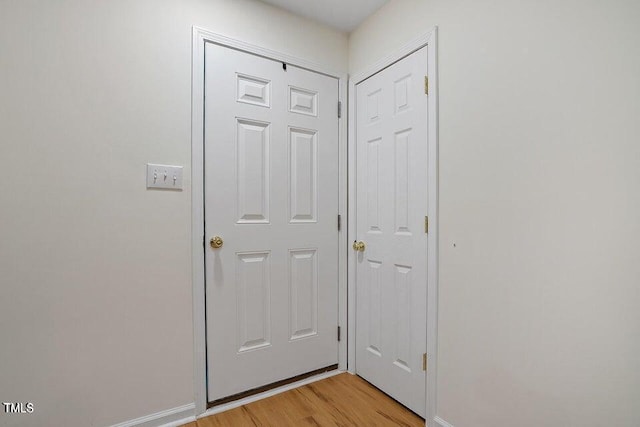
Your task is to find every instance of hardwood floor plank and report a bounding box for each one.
[189,373,424,426]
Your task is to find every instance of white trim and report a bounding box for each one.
[426,27,440,427]
[191,26,348,417]
[346,65,357,375]
[109,403,196,427]
[338,78,349,371]
[347,27,439,426]
[199,370,342,419]
[434,416,455,427]
[191,25,207,418]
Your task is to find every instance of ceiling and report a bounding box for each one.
[259,0,388,32]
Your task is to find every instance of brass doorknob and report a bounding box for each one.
[210,236,224,249]
[352,241,365,252]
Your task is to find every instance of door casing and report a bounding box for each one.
[191,27,348,416]
[348,28,439,426]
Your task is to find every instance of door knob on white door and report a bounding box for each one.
[210,236,224,249]
[352,240,365,252]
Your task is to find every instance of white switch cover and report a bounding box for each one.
[146,164,183,190]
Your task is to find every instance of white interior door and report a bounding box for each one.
[204,42,340,402]
[355,46,429,417]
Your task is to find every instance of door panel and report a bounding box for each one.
[289,127,317,222]
[355,46,429,417]
[289,248,318,340]
[236,119,270,223]
[204,42,339,402]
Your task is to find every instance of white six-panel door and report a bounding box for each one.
[204,42,340,401]
[355,46,429,417]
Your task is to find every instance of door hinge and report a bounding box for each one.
[337,326,341,342]
[337,214,342,231]
[338,101,342,118]
[422,353,427,371]
[424,76,429,95]
[424,216,429,234]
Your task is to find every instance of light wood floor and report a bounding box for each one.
[184,373,424,426]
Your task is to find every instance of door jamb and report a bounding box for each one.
[191,26,348,417]
[347,27,439,426]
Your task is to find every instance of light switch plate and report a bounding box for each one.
[146,164,183,190]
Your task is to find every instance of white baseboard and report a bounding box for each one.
[199,370,343,419]
[434,416,455,427]
[110,403,196,427]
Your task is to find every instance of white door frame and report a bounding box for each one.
[347,27,439,425]
[191,27,348,416]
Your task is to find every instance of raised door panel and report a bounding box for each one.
[236,119,270,224]
[289,86,318,116]
[367,137,382,233]
[289,128,318,223]
[289,249,318,340]
[392,264,412,373]
[237,73,271,108]
[367,89,381,123]
[236,252,272,353]
[366,259,383,357]
[393,74,411,115]
[394,129,412,235]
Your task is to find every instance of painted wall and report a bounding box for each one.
[350,1,640,426]
[0,1,347,426]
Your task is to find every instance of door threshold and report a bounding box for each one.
[208,364,338,408]
[203,365,340,415]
